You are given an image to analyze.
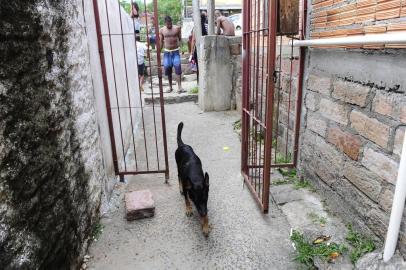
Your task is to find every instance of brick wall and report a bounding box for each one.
[300,48,406,254]
[310,0,406,48]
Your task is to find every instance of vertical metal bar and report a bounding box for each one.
[117,0,139,171]
[285,37,295,158]
[241,0,251,177]
[153,0,170,180]
[130,0,150,170]
[145,0,160,171]
[274,35,283,163]
[254,0,262,196]
[258,0,266,188]
[293,0,308,166]
[262,0,278,213]
[103,0,128,172]
[92,0,120,176]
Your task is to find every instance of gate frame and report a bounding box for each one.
[241,0,307,213]
[92,0,170,182]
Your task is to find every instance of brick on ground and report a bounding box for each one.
[125,189,155,221]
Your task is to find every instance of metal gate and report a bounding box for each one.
[241,0,306,212]
[92,0,169,181]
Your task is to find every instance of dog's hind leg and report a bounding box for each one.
[178,177,184,195]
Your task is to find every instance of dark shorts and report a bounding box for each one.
[138,63,145,75]
[163,50,182,76]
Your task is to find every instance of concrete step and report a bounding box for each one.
[144,93,198,105]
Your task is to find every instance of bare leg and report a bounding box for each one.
[176,74,182,93]
[168,72,173,92]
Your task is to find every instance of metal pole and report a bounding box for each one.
[192,0,202,58]
[262,0,278,213]
[383,133,406,262]
[291,32,406,47]
[207,0,215,35]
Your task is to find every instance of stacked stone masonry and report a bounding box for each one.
[300,49,406,257]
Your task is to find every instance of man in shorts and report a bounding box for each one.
[159,16,184,93]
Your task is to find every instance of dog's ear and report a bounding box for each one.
[204,172,209,187]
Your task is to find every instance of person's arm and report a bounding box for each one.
[159,28,164,53]
[190,31,195,55]
[177,26,182,48]
[216,17,222,35]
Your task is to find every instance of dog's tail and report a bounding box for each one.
[177,122,184,146]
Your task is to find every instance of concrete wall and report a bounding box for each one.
[86,0,142,174]
[299,48,406,254]
[0,0,109,268]
[198,35,242,112]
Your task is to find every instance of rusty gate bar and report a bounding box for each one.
[92,0,169,181]
[153,0,170,181]
[241,0,306,213]
[92,0,119,176]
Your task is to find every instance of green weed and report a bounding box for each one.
[91,222,104,241]
[345,224,376,264]
[293,179,312,190]
[233,119,241,131]
[189,86,199,94]
[307,212,327,226]
[291,230,347,269]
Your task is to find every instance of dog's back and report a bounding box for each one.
[175,122,202,170]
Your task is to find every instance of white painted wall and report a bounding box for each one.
[84,0,142,176]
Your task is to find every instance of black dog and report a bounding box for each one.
[175,122,210,236]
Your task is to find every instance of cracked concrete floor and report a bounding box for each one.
[87,102,297,270]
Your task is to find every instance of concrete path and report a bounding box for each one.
[87,102,297,270]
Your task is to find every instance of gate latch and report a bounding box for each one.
[273,70,279,83]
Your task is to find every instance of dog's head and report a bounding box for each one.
[189,172,209,217]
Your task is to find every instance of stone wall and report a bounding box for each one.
[198,35,242,112]
[0,0,112,269]
[299,48,406,254]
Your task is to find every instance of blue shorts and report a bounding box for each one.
[163,50,182,76]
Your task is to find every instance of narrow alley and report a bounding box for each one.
[87,102,297,269]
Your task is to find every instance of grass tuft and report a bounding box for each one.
[345,224,376,264]
[307,212,327,226]
[92,222,104,241]
[291,230,347,269]
[189,86,199,94]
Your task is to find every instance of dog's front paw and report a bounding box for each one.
[185,206,193,217]
[202,224,210,237]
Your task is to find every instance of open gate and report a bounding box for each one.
[241,0,306,212]
[92,0,169,181]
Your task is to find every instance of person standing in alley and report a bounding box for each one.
[136,35,147,91]
[215,10,235,36]
[159,16,184,93]
[189,13,208,81]
[130,2,141,34]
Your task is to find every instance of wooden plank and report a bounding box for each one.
[278,0,300,35]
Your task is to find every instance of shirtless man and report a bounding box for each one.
[215,10,235,36]
[159,16,183,93]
